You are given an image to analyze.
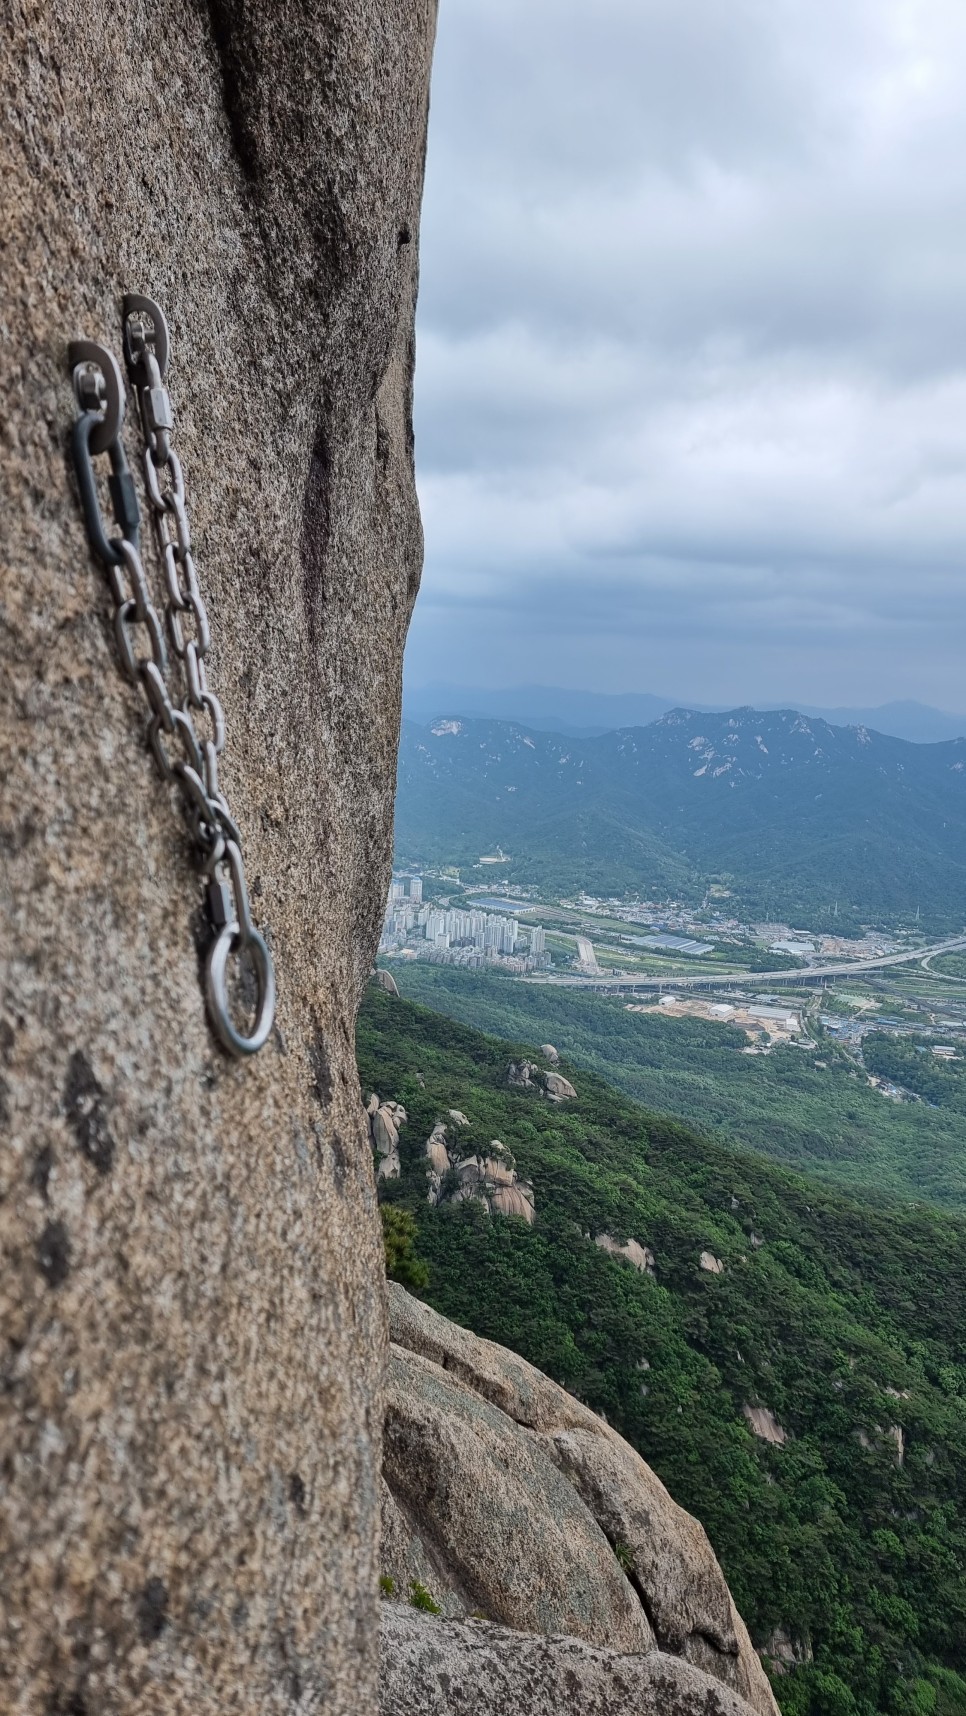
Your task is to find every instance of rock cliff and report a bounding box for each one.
[1,4,436,1712]
[380,1285,780,1716]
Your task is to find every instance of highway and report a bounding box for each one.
[528,934,966,993]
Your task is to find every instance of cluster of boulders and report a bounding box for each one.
[368,1095,408,1180]
[366,1095,537,1224]
[425,1122,536,1225]
[507,1059,577,1102]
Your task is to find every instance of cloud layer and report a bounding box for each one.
[407,0,966,706]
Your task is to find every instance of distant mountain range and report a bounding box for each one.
[404,684,966,745]
[395,706,966,928]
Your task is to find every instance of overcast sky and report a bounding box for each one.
[405,0,966,708]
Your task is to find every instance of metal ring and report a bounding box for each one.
[205,921,276,1057]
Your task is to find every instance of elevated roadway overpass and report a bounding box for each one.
[527,935,966,994]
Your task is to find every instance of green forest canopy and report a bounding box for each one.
[359,984,966,1716]
[388,965,966,1211]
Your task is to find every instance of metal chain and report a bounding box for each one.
[67,299,275,1057]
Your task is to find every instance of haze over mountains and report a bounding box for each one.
[404,684,966,745]
[396,707,966,929]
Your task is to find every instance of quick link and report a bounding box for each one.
[67,299,275,1057]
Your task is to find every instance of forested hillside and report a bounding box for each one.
[390,966,966,1210]
[395,708,966,928]
[360,986,966,1716]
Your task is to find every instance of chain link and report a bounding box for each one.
[67,299,275,1057]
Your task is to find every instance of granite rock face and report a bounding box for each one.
[382,1286,780,1716]
[0,4,436,1713]
[383,1346,654,1653]
[380,1608,770,1716]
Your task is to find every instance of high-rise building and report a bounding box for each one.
[529,925,546,955]
[409,876,423,904]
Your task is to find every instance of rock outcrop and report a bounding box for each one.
[372,968,401,997]
[743,1406,788,1447]
[507,1060,577,1101]
[1,4,436,1711]
[540,1043,560,1064]
[371,1099,408,1180]
[508,1059,539,1088]
[424,1126,535,1223]
[380,1608,769,1716]
[381,1285,780,1716]
[595,1232,656,1274]
[543,1069,578,1101]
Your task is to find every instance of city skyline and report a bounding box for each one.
[381,874,550,973]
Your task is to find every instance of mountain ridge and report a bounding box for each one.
[404,685,966,745]
[395,707,966,926]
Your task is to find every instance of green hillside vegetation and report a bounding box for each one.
[388,966,966,1211]
[863,1034,966,1116]
[358,986,966,1715]
[930,954,966,980]
[395,710,966,930]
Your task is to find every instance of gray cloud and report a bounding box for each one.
[408,0,966,707]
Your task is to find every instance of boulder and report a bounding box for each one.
[1,2,436,1710]
[380,1608,769,1716]
[425,1122,451,1175]
[595,1233,656,1274]
[540,1044,561,1064]
[426,1132,536,1222]
[425,1122,451,1205]
[490,1183,536,1225]
[372,1104,405,1180]
[508,1063,576,1101]
[372,968,401,996]
[448,1109,471,1127]
[700,1251,726,1275]
[384,1286,780,1716]
[742,1407,787,1447]
[372,1108,400,1156]
[387,1282,597,1435]
[380,1481,467,1620]
[762,1625,813,1674]
[479,1141,517,1185]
